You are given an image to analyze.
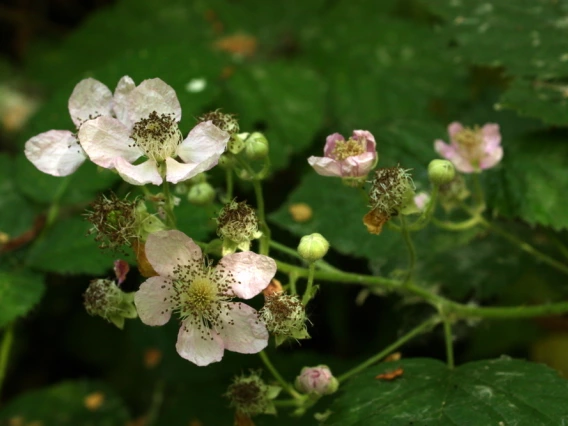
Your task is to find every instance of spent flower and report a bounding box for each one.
[225,371,281,417]
[259,292,310,346]
[84,278,137,329]
[216,200,262,255]
[308,130,377,183]
[134,230,276,366]
[78,77,229,185]
[434,122,503,173]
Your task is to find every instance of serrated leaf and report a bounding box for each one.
[26,217,117,275]
[0,271,45,327]
[0,381,130,425]
[224,63,326,171]
[327,357,568,425]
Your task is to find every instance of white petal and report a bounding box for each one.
[176,121,229,166]
[114,157,163,185]
[24,130,86,176]
[78,115,142,168]
[216,302,268,354]
[145,230,203,279]
[68,78,113,128]
[164,157,202,184]
[113,75,136,126]
[176,320,224,366]
[126,78,182,124]
[217,252,276,299]
[134,276,174,326]
[308,156,343,177]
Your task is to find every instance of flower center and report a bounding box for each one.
[454,127,483,164]
[130,111,182,163]
[181,277,218,316]
[330,137,366,161]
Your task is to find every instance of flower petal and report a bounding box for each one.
[114,157,163,185]
[481,123,501,151]
[164,157,202,184]
[352,130,377,152]
[217,252,276,299]
[308,156,342,177]
[480,146,503,170]
[447,122,464,143]
[134,276,174,326]
[176,121,229,166]
[126,78,182,124]
[216,302,268,354]
[323,133,344,157]
[68,78,113,128]
[78,115,142,168]
[342,152,376,177]
[145,230,203,279]
[24,130,86,176]
[176,320,224,366]
[113,75,136,126]
[434,140,474,173]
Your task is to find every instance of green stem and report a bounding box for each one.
[399,216,416,285]
[0,324,14,397]
[144,380,165,426]
[269,240,340,273]
[161,180,176,228]
[478,217,568,276]
[432,215,482,231]
[259,351,301,399]
[302,263,316,305]
[225,169,234,202]
[338,316,440,383]
[443,318,455,369]
[252,179,270,256]
[448,300,568,319]
[471,173,486,212]
[288,271,299,295]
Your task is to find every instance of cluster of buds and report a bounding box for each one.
[363,166,416,234]
[225,371,281,418]
[216,199,262,255]
[85,193,166,252]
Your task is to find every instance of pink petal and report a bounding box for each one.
[323,133,344,156]
[24,130,86,176]
[434,140,456,160]
[341,152,376,177]
[217,252,276,299]
[68,78,113,128]
[352,130,377,152]
[308,156,343,177]
[78,115,142,168]
[176,320,224,366]
[164,157,202,184]
[114,157,163,186]
[447,122,464,142]
[216,302,268,354]
[480,146,503,170]
[145,230,202,279]
[113,76,136,126]
[126,78,182,124]
[176,121,229,165]
[481,123,501,151]
[134,276,175,326]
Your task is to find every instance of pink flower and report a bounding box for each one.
[413,192,430,211]
[434,122,503,173]
[308,130,377,178]
[134,230,275,366]
[78,77,229,186]
[295,365,338,395]
[24,78,116,176]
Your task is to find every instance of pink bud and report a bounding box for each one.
[295,365,338,395]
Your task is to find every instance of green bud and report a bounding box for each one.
[187,182,216,205]
[83,279,137,329]
[186,172,207,186]
[297,233,329,262]
[428,159,456,186]
[218,153,236,170]
[245,132,269,160]
[134,201,167,241]
[228,134,246,154]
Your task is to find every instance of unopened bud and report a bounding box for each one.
[83,279,137,329]
[295,366,338,396]
[187,182,216,205]
[245,132,269,160]
[428,159,455,186]
[218,153,236,170]
[228,134,246,154]
[297,233,329,262]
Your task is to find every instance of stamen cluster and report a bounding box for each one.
[130,111,182,163]
[259,293,309,342]
[199,110,239,135]
[368,166,414,215]
[216,200,262,253]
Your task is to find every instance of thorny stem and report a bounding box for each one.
[443,318,455,369]
[301,263,316,306]
[259,351,302,399]
[399,215,416,285]
[0,323,14,399]
[337,316,441,383]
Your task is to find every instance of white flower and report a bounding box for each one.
[78,77,229,185]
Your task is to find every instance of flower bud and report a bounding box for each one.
[216,200,262,254]
[259,293,310,346]
[295,365,338,396]
[297,233,329,262]
[428,159,455,186]
[228,133,246,154]
[225,371,281,417]
[83,279,137,329]
[187,182,216,206]
[245,132,269,160]
[218,153,236,170]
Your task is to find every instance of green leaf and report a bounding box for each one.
[26,217,117,275]
[0,271,45,328]
[0,381,130,425]
[327,357,568,425]
[224,62,326,171]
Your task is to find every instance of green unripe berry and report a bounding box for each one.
[228,134,246,154]
[218,153,236,170]
[245,132,269,160]
[428,159,455,186]
[187,182,216,205]
[297,233,329,262]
